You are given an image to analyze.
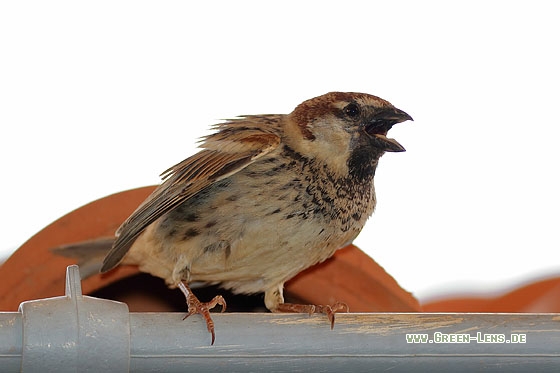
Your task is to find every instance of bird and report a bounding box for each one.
[60,91,412,344]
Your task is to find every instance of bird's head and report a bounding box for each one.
[285,91,412,179]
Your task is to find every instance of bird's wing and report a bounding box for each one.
[101,116,283,272]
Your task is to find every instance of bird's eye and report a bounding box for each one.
[343,103,360,119]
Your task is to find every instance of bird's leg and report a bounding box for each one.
[274,302,349,329]
[265,284,348,329]
[177,281,227,345]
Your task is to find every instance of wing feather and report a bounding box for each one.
[100,116,282,272]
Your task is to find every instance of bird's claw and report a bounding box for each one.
[316,302,349,329]
[178,281,226,345]
[275,301,349,329]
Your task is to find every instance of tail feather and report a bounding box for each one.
[51,237,115,279]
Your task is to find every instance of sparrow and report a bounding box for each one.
[95,92,411,344]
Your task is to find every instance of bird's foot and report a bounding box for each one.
[177,281,227,345]
[274,302,349,329]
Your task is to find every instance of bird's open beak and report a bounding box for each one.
[365,108,413,152]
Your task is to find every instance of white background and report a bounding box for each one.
[1,1,559,302]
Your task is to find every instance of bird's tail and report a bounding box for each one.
[51,237,115,279]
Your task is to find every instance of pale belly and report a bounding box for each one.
[123,154,375,294]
